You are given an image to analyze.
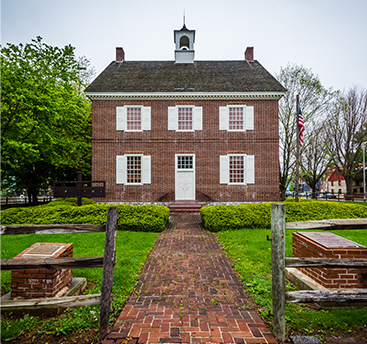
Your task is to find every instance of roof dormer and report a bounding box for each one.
[174,21,195,63]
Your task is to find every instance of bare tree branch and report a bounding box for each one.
[276,64,336,200]
[326,86,367,199]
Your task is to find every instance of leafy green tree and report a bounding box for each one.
[1,37,92,203]
[276,64,336,200]
[326,86,367,200]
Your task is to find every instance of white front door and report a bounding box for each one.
[175,154,195,200]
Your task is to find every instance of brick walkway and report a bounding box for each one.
[104,215,277,344]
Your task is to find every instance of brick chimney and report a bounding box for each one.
[116,47,125,62]
[245,47,254,61]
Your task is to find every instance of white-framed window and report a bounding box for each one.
[220,154,255,185]
[168,105,202,131]
[177,155,194,170]
[116,106,151,131]
[229,156,244,183]
[116,154,151,185]
[219,105,254,131]
[178,107,193,130]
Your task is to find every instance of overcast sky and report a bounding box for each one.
[2,0,367,92]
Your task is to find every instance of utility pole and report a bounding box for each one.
[295,95,300,203]
[364,143,366,202]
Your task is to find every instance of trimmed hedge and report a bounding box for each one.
[200,200,367,232]
[43,197,97,207]
[1,203,170,232]
[200,203,272,232]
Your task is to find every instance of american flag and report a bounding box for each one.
[298,106,304,147]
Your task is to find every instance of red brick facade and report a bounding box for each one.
[91,98,280,203]
[293,232,367,289]
[11,243,73,299]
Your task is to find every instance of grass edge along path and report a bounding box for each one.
[217,228,367,343]
[0,230,159,342]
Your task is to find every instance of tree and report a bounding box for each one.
[76,55,96,96]
[1,37,92,204]
[326,86,367,200]
[276,64,336,200]
[299,121,331,198]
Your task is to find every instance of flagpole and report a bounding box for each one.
[295,95,300,203]
[363,142,366,202]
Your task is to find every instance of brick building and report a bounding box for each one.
[85,23,286,204]
[327,168,365,197]
[327,169,347,195]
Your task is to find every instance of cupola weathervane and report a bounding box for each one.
[174,13,195,63]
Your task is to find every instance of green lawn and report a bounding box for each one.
[218,228,367,339]
[1,231,159,341]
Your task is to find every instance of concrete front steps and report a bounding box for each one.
[168,200,202,214]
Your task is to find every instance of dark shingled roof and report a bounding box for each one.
[85,60,286,93]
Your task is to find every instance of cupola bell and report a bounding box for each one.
[174,21,195,63]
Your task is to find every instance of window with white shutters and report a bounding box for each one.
[116,154,151,185]
[219,154,255,185]
[168,105,202,131]
[219,105,254,131]
[116,106,151,131]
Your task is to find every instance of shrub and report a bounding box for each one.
[284,199,367,222]
[115,204,170,232]
[43,197,97,207]
[200,203,272,232]
[200,200,367,232]
[1,204,170,232]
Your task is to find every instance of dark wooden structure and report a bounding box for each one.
[53,171,105,205]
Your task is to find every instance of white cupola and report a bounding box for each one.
[174,19,195,64]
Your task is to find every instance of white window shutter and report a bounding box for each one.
[142,106,151,131]
[219,106,229,130]
[245,106,254,130]
[116,107,126,131]
[168,107,177,131]
[142,155,151,184]
[246,155,255,184]
[220,155,229,184]
[116,155,126,184]
[194,106,203,131]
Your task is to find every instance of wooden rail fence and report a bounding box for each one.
[0,206,119,343]
[271,203,367,342]
[1,196,53,209]
[1,224,105,235]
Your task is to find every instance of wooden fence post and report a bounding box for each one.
[99,207,119,343]
[77,171,82,206]
[271,203,286,342]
